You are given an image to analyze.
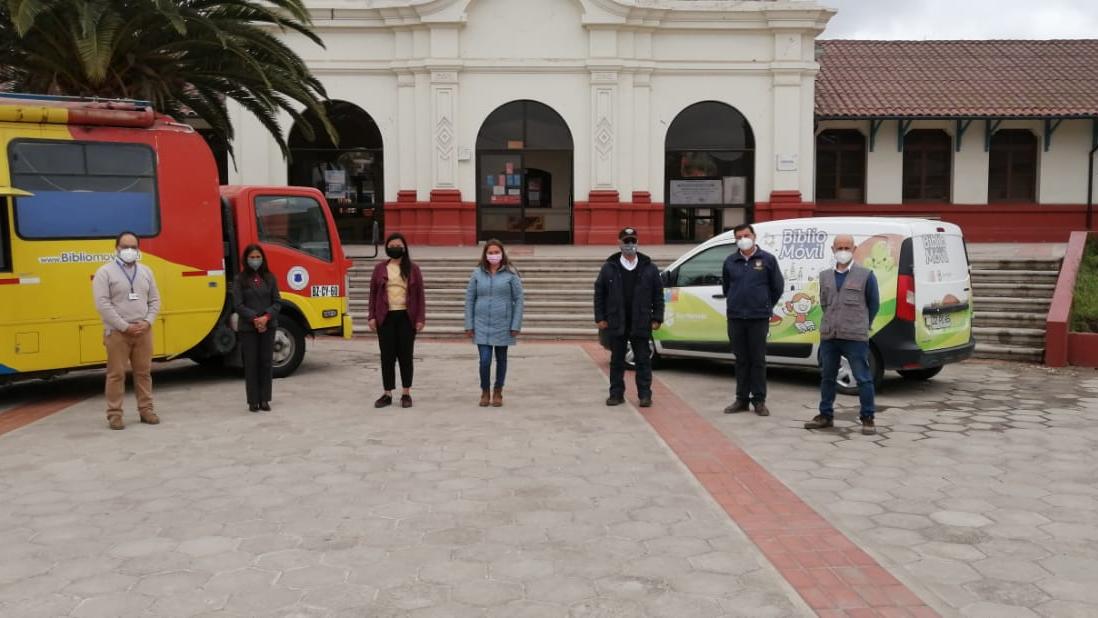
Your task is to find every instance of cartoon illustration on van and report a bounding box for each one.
[643,217,975,393]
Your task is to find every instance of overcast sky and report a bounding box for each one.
[818,0,1098,39]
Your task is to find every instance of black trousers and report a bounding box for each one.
[728,318,770,404]
[240,328,274,405]
[378,310,415,391]
[608,328,652,399]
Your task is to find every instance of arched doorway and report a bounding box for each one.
[665,102,755,243]
[476,100,574,244]
[288,101,383,244]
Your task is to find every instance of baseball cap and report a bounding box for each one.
[618,227,638,241]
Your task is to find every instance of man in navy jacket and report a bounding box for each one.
[722,224,784,416]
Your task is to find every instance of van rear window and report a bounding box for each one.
[9,140,159,239]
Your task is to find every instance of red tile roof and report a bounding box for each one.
[815,39,1098,119]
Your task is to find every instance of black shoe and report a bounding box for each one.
[374,394,393,408]
[723,400,750,414]
[861,418,877,435]
[804,415,834,429]
[754,403,770,417]
[401,394,413,408]
[259,402,271,412]
[249,404,260,413]
[606,396,625,406]
[638,397,653,408]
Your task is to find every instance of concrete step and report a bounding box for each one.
[972,283,1056,299]
[973,343,1044,363]
[972,326,1046,348]
[968,259,1061,271]
[972,311,1047,328]
[970,269,1059,283]
[972,297,1051,313]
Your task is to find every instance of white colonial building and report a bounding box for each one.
[227,0,835,244]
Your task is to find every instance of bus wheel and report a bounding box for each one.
[835,347,883,396]
[897,366,943,381]
[273,318,307,379]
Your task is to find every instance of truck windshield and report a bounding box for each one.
[255,195,332,262]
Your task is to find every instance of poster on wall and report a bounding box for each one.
[723,176,747,205]
[323,169,347,199]
[670,179,722,205]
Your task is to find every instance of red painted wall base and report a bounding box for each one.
[383,190,665,246]
[815,202,1091,243]
[383,190,477,246]
[574,191,664,245]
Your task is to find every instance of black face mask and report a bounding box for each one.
[386,246,405,259]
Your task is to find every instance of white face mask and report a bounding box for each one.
[736,237,755,252]
[834,250,854,265]
[118,248,139,264]
[486,253,503,265]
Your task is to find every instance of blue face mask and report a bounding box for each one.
[247,258,263,270]
[620,242,638,257]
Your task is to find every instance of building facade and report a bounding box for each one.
[228,0,833,245]
[227,2,1098,244]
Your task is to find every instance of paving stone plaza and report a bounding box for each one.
[1,339,1097,617]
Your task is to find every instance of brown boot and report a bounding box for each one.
[479,390,491,407]
[139,410,160,425]
[491,387,503,407]
[108,416,124,430]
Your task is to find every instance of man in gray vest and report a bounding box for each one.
[804,234,880,435]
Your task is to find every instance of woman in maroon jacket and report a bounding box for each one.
[368,233,426,408]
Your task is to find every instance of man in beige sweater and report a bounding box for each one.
[92,231,161,430]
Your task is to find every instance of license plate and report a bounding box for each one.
[310,285,339,298]
[924,313,952,330]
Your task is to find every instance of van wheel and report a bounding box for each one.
[273,318,307,379]
[897,366,943,381]
[835,347,883,395]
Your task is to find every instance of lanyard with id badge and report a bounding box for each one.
[117,260,141,301]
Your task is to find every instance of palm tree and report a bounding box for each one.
[0,0,334,157]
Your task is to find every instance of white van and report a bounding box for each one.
[648,217,974,392]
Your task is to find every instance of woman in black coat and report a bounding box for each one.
[233,244,281,412]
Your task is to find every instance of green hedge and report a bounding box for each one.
[1070,238,1098,333]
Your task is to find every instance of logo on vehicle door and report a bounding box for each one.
[287,266,310,291]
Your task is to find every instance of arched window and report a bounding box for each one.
[475,100,574,244]
[664,102,755,243]
[815,129,866,202]
[287,101,383,244]
[988,129,1037,202]
[902,130,951,202]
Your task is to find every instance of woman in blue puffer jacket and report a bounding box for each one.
[464,239,524,407]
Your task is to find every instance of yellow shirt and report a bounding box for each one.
[386,262,408,310]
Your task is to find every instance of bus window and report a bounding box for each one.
[9,140,158,239]
[0,198,10,272]
[255,195,332,262]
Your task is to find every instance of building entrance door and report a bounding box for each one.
[476,100,573,244]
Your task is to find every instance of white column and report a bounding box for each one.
[632,70,652,196]
[617,71,634,197]
[771,70,803,193]
[414,71,431,197]
[397,71,417,191]
[430,70,459,189]
[590,71,618,191]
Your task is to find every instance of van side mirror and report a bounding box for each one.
[660,270,675,287]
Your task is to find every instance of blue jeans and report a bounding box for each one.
[819,338,875,419]
[478,345,508,390]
